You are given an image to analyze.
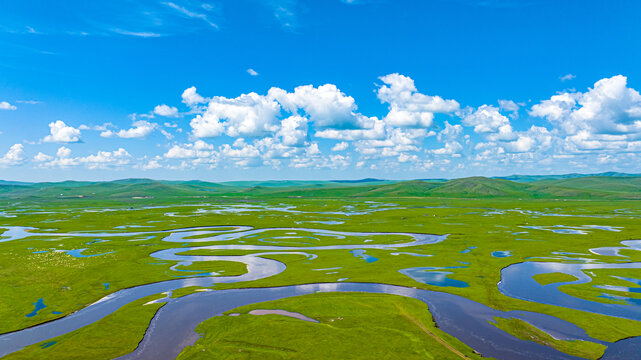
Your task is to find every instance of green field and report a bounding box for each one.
[1,175,641,359]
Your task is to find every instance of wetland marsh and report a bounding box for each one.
[1,178,641,359]
[4,0,641,357]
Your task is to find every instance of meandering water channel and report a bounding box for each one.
[1,225,640,359]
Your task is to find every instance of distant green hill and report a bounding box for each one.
[331,178,389,183]
[362,180,441,197]
[258,176,641,200]
[497,172,641,182]
[0,180,32,186]
[532,176,641,194]
[0,174,640,202]
[0,179,232,201]
[238,176,641,200]
[221,180,330,188]
[427,177,532,198]
[222,179,392,188]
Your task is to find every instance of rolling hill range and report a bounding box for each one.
[0,174,640,202]
[495,172,641,182]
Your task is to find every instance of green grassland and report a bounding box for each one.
[4,293,166,360]
[177,293,482,360]
[559,268,641,304]
[1,175,641,358]
[532,272,580,286]
[2,173,641,203]
[490,317,606,359]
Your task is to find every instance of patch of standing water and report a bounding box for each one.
[492,251,512,258]
[553,251,589,256]
[296,221,344,225]
[521,225,623,235]
[594,276,641,302]
[349,249,378,263]
[25,299,46,318]
[40,341,55,349]
[399,267,469,288]
[0,226,37,242]
[525,254,600,264]
[598,293,641,306]
[391,252,432,257]
[57,249,115,258]
[128,236,157,242]
[590,240,641,257]
[582,225,622,232]
[460,246,477,253]
[114,225,154,229]
[499,261,641,320]
[610,276,641,287]
[248,309,319,323]
[522,226,587,235]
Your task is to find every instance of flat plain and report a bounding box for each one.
[1,175,641,359]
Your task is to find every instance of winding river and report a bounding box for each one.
[1,225,640,359]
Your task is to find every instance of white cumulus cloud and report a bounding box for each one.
[100,121,157,139]
[461,105,517,141]
[43,120,82,143]
[164,140,215,159]
[0,144,25,166]
[191,92,281,138]
[269,84,361,129]
[182,86,206,107]
[530,75,641,152]
[57,146,72,158]
[277,115,308,147]
[154,104,179,117]
[80,148,131,169]
[377,73,459,128]
[33,152,53,163]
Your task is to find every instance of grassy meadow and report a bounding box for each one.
[1,175,641,359]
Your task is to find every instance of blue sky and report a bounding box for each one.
[1,0,640,181]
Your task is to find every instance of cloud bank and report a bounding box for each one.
[4,74,641,177]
